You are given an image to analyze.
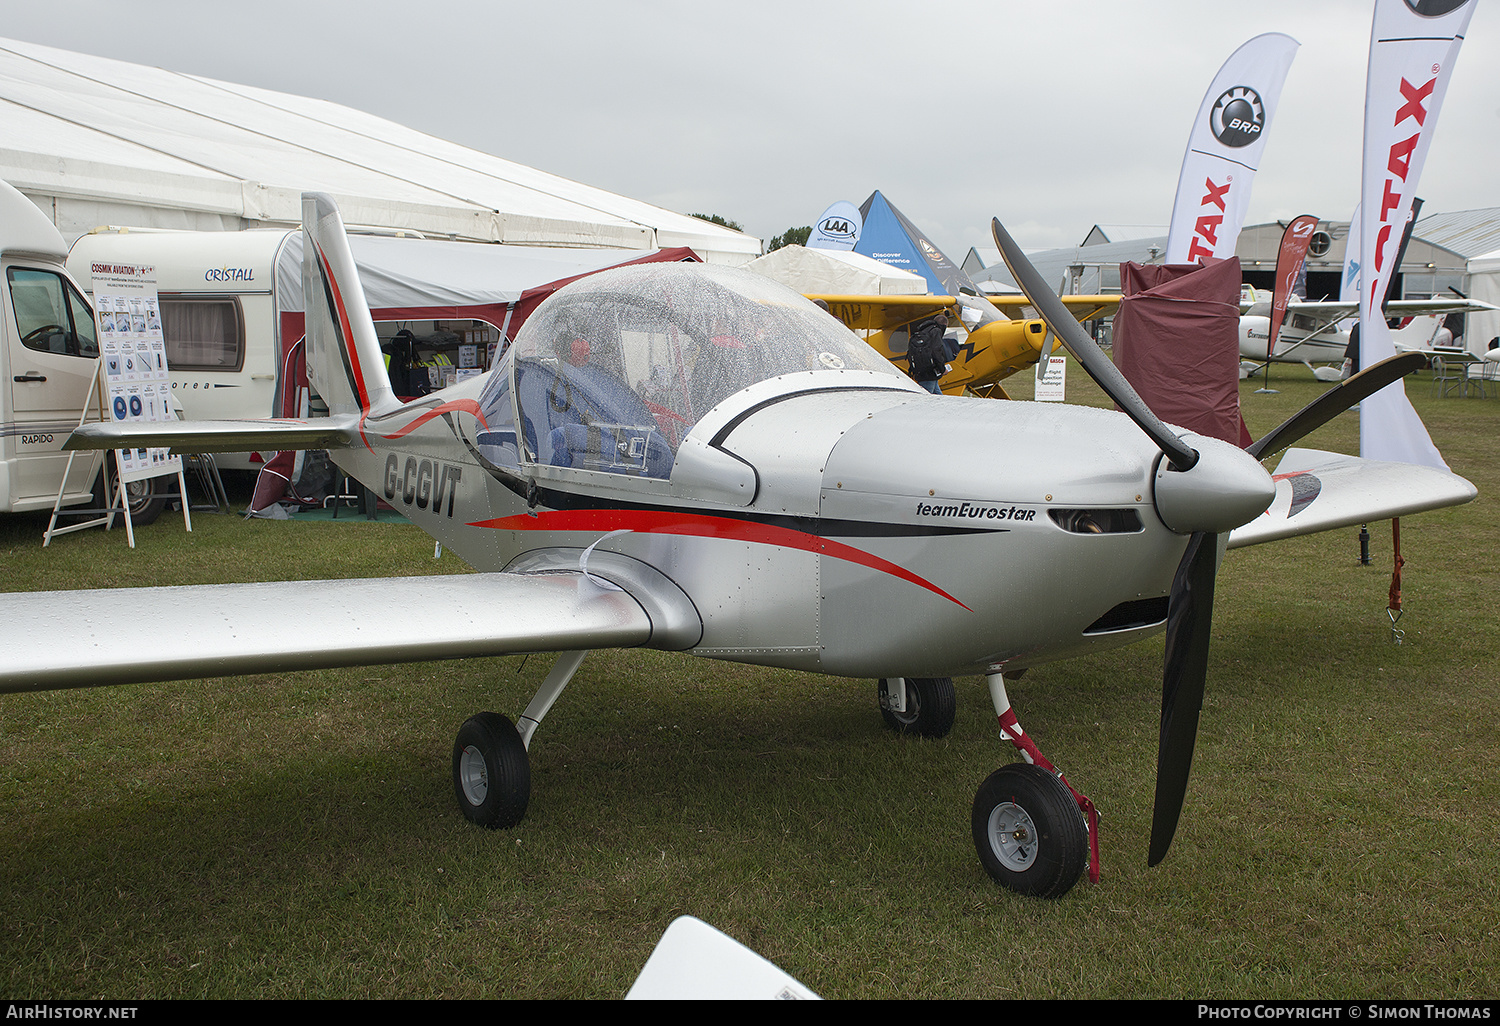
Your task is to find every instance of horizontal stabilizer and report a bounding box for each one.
[1227,448,1477,549]
[0,572,657,694]
[65,415,363,455]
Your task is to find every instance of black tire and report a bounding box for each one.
[452,712,530,828]
[971,763,1088,899]
[86,471,165,525]
[125,479,165,525]
[877,677,956,738]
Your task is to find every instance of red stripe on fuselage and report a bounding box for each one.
[372,399,491,440]
[471,508,973,610]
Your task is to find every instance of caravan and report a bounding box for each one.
[68,229,284,472]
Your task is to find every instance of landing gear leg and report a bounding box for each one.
[971,668,1097,897]
[516,650,589,749]
[452,650,589,828]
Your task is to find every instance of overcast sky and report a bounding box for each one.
[7,1,1499,258]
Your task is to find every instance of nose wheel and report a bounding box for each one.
[984,796,1041,871]
[972,763,1088,898]
[973,669,1097,897]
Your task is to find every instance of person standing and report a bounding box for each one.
[906,315,953,394]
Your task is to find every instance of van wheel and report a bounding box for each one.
[126,480,166,525]
[92,472,165,525]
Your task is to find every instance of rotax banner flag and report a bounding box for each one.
[1165,33,1299,265]
[1358,0,1476,469]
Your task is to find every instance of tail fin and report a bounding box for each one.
[302,192,398,417]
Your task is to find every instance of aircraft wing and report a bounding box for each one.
[1238,297,1496,317]
[809,294,954,332]
[1226,447,1477,550]
[1384,298,1496,316]
[989,294,1120,323]
[0,571,669,695]
[809,293,1119,331]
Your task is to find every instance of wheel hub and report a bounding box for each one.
[986,801,1038,871]
[458,745,489,804]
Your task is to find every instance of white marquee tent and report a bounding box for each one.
[0,36,760,264]
[743,245,927,295]
[1464,248,1500,353]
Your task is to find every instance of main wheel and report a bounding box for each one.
[452,712,530,828]
[972,763,1088,899]
[877,677,956,738]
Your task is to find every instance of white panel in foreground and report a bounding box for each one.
[626,917,819,1000]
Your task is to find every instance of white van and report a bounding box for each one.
[1,180,108,515]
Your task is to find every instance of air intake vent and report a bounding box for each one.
[1084,597,1169,634]
[1048,508,1143,534]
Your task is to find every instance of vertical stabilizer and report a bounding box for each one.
[301,193,397,416]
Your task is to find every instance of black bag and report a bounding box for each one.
[908,320,947,378]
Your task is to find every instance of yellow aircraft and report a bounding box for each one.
[812,292,1121,397]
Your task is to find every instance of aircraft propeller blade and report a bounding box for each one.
[990,218,1199,471]
[991,216,1282,868]
[1245,351,1428,460]
[1148,529,1219,865]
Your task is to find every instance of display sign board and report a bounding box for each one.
[90,263,180,483]
[1034,354,1067,402]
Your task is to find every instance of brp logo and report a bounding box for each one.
[1403,0,1468,16]
[1210,86,1265,147]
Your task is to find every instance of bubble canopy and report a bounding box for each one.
[476,262,905,479]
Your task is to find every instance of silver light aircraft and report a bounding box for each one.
[1,197,1477,899]
[1237,286,1494,381]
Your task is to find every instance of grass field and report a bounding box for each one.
[2,366,1496,999]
